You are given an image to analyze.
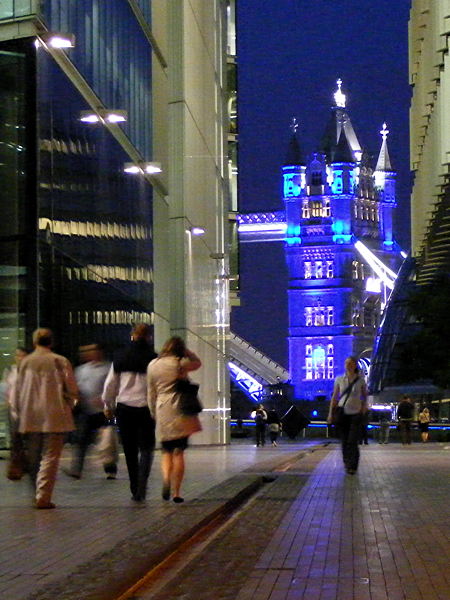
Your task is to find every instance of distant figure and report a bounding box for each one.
[267,408,281,446]
[397,395,414,445]
[103,324,156,503]
[147,336,202,503]
[63,344,117,480]
[13,329,77,508]
[418,407,431,443]
[378,411,391,444]
[4,347,29,480]
[359,411,370,445]
[328,356,368,475]
[251,403,268,447]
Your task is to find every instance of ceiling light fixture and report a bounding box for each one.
[39,32,75,49]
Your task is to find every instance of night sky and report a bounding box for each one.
[231,0,412,369]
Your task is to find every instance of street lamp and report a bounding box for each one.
[123,162,162,175]
[80,109,128,124]
[38,32,75,49]
[190,226,206,236]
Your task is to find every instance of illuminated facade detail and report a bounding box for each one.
[334,78,346,108]
[237,84,401,401]
[39,218,151,240]
[284,85,399,400]
[66,265,153,284]
[228,361,263,402]
[69,310,153,326]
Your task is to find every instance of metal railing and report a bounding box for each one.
[228,332,289,385]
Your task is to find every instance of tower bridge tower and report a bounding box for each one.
[238,81,399,402]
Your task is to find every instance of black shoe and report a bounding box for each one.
[162,483,171,501]
[131,494,145,503]
[173,496,184,503]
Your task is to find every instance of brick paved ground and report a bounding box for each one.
[0,439,318,600]
[136,443,450,600]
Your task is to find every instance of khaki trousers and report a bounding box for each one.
[25,433,65,504]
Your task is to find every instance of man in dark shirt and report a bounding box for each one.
[397,395,414,445]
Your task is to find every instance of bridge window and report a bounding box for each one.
[311,201,322,217]
[305,307,313,326]
[311,171,322,186]
[305,357,313,380]
[304,345,328,380]
[314,306,325,326]
[302,200,310,219]
[327,356,334,379]
[304,261,312,279]
[326,261,334,278]
[326,307,334,326]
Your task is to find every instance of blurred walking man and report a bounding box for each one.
[13,328,78,508]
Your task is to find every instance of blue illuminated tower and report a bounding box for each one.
[283,81,397,400]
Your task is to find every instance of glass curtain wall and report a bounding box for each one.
[0,48,31,372]
[37,52,154,359]
[42,0,152,158]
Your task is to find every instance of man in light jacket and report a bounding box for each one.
[13,328,78,509]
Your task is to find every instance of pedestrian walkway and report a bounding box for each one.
[238,443,450,600]
[1,441,449,600]
[0,439,318,600]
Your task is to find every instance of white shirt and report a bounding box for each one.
[334,374,367,415]
[102,365,148,410]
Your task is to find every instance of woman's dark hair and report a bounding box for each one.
[159,336,186,358]
[346,356,359,373]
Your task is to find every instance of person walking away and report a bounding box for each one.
[267,408,281,446]
[397,395,414,445]
[12,329,77,508]
[4,347,29,480]
[418,407,431,442]
[359,410,370,445]
[63,344,117,479]
[251,403,268,447]
[147,337,202,503]
[327,356,368,475]
[103,324,156,502]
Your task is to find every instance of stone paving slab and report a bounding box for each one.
[240,444,450,600]
[133,443,450,600]
[0,440,321,600]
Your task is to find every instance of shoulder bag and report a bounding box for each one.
[176,359,203,416]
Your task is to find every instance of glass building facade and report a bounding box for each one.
[0,0,154,370]
[0,1,232,447]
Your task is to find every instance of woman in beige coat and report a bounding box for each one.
[147,337,201,503]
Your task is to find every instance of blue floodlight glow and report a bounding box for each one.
[287,224,301,237]
[285,236,302,245]
[333,234,352,244]
[228,362,263,402]
[312,410,318,417]
[283,173,301,197]
[332,220,345,235]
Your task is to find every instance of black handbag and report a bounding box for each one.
[176,378,203,416]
